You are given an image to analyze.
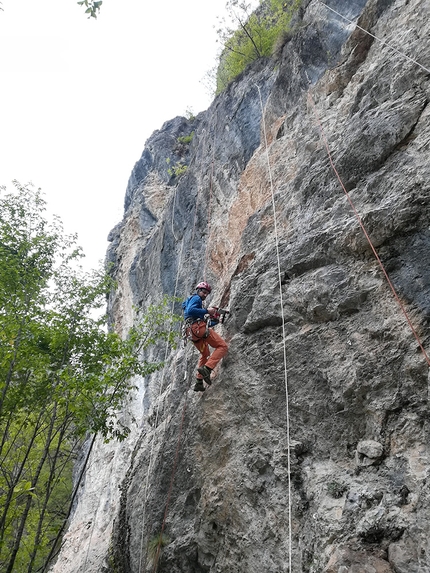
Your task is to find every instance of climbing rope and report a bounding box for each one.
[256,83,293,573]
[318,0,430,75]
[150,392,189,573]
[139,121,219,573]
[81,7,430,571]
[144,5,430,571]
[203,134,216,280]
[306,84,430,368]
[137,238,185,573]
[137,122,216,570]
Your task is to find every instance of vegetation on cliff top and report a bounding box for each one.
[215,0,302,93]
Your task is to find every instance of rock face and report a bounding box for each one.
[51,1,430,572]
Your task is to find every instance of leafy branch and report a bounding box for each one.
[77,0,103,19]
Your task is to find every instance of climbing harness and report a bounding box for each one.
[182,317,210,344]
[139,121,221,573]
[145,6,430,573]
[181,309,230,345]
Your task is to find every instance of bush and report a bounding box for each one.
[216,0,302,93]
[177,131,194,145]
[166,158,188,178]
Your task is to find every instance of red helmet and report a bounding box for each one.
[196,281,211,293]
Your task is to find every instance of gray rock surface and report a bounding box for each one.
[51,0,430,572]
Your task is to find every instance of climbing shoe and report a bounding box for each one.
[197,365,212,385]
[193,380,205,392]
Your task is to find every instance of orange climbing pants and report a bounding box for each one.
[191,322,228,378]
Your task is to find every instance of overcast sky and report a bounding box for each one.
[0,0,249,270]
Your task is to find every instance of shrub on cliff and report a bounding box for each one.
[215,0,302,93]
[0,182,180,572]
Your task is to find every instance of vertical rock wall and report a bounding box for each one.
[51,0,430,572]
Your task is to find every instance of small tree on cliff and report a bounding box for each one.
[0,181,180,573]
[215,0,302,93]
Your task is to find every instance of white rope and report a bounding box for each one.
[318,0,430,75]
[137,236,185,573]
[171,186,180,242]
[255,84,293,572]
[137,119,216,572]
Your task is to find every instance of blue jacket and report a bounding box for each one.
[182,294,207,320]
[182,294,219,326]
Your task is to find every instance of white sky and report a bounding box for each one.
[0,0,238,270]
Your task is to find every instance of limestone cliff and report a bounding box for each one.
[51,1,430,572]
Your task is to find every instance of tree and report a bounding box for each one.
[0,181,180,572]
[215,0,302,93]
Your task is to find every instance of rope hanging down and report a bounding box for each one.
[256,83,293,573]
[306,87,430,368]
[141,123,219,573]
[146,5,430,571]
[137,126,213,569]
[137,239,186,573]
[318,0,430,75]
[203,137,216,281]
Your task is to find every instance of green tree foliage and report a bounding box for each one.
[216,0,302,93]
[77,0,102,18]
[0,182,180,572]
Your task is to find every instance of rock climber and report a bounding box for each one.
[182,281,228,392]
